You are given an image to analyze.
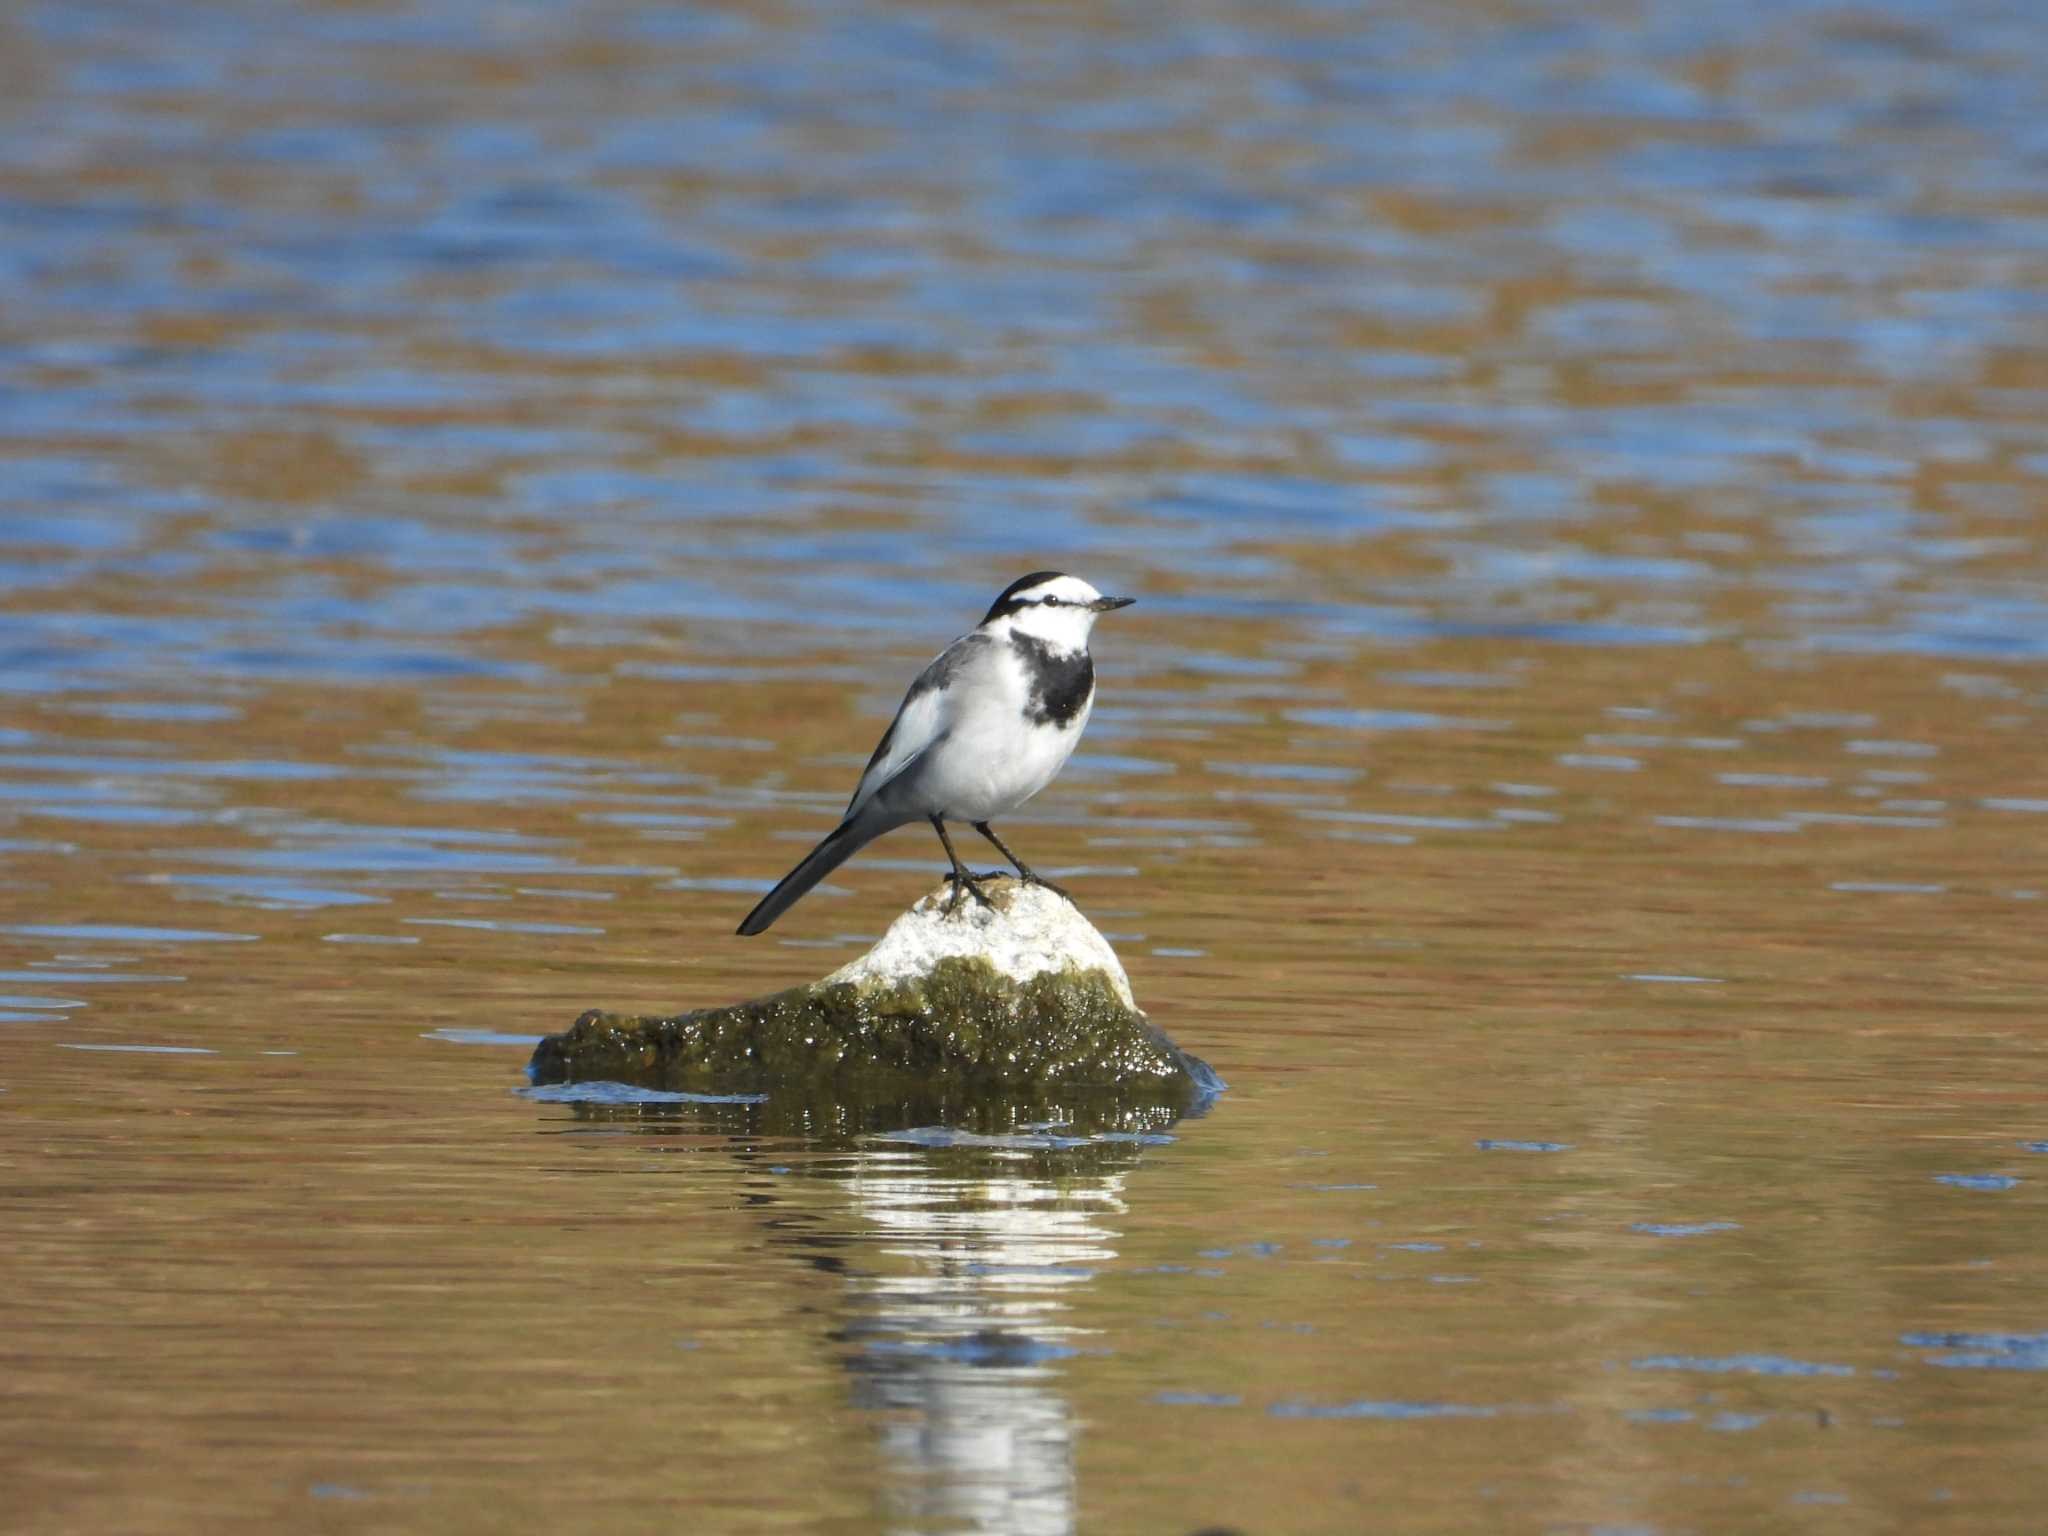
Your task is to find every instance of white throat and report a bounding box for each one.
[995,604,1097,653]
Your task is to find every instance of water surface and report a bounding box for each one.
[4,1,2047,1531]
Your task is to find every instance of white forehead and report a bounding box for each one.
[1026,574,1102,605]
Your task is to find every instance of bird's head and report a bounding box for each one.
[980,571,1134,649]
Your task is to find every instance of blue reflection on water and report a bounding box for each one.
[1,0,2042,698]
[1901,1331,2048,1371]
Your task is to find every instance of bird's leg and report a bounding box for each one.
[973,822,1071,901]
[931,816,994,916]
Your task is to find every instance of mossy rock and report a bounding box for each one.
[527,879,1218,1109]
[529,955,1206,1097]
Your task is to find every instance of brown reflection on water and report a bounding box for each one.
[7,609,2046,1529]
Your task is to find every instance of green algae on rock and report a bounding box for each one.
[527,877,1217,1105]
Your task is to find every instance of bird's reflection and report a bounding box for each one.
[842,1138,1136,1536]
[545,1089,1197,1535]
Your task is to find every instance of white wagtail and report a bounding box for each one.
[737,571,1135,936]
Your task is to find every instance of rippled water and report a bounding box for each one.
[4,1,2047,1531]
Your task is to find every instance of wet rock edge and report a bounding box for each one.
[528,952,1219,1111]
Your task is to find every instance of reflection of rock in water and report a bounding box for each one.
[548,1085,1193,1148]
[843,1146,1129,1536]
[551,1091,1190,1535]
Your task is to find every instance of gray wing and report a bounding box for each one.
[845,632,992,817]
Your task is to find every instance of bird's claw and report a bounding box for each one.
[942,870,996,917]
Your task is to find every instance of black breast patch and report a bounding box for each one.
[1014,635,1094,727]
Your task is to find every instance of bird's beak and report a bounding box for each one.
[1090,595,1136,612]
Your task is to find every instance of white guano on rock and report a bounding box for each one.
[824,876,1138,1013]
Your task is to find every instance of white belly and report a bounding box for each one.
[919,690,1091,823]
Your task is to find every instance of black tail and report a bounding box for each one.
[736,814,888,936]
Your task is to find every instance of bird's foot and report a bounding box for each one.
[941,869,996,917]
[1013,865,1073,902]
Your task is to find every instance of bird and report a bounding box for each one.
[736,571,1134,936]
